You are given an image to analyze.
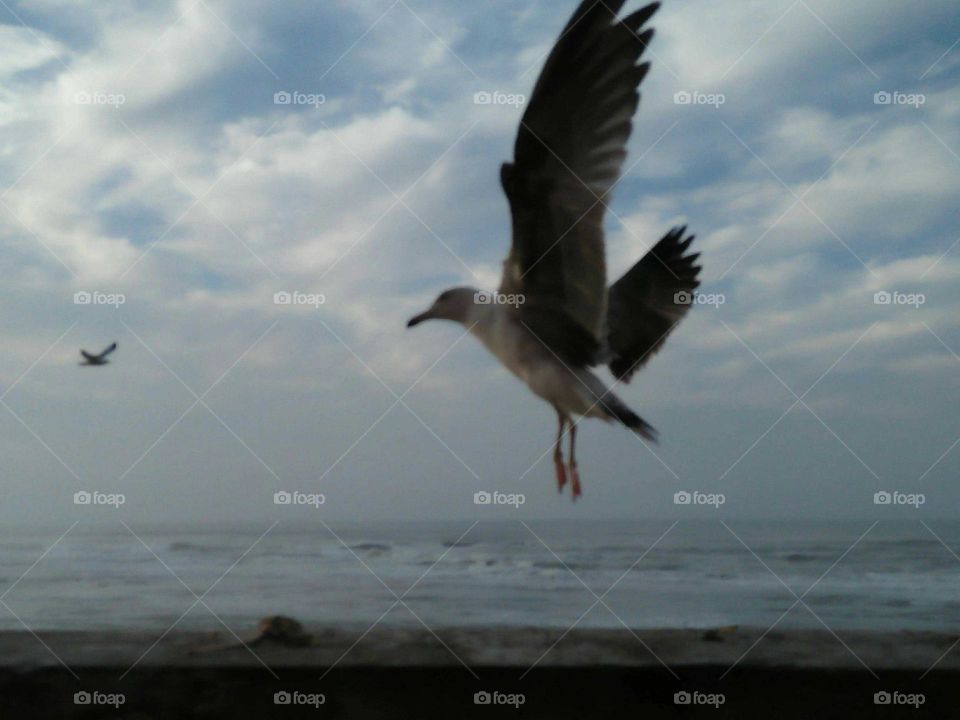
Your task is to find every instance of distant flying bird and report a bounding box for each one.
[408,0,701,499]
[80,342,117,366]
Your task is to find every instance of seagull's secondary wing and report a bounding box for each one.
[607,227,700,381]
[99,342,118,358]
[80,350,97,362]
[499,0,659,366]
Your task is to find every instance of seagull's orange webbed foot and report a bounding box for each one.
[554,412,568,493]
[570,461,581,501]
[568,422,581,501]
[554,451,567,493]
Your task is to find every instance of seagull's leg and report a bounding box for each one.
[553,412,567,493]
[569,422,581,500]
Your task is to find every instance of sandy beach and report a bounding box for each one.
[1,627,955,717]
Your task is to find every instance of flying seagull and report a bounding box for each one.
[407,0,700,499]
[80,342,117,366]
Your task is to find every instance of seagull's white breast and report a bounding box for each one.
[468,304,601,417]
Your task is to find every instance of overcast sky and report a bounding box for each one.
[0,0,958,526]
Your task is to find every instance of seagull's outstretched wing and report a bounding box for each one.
[607,227,700,381]
[499,0,659,366]
[80,342,117,363]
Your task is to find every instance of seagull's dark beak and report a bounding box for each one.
[407,310,432,328]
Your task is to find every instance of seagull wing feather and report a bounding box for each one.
[499,0,660,365]
[607,227,701,381]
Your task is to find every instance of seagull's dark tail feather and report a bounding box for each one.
[603,395,658,443]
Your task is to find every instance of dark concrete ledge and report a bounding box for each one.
[0,628,955,718]
[2,626,957,670]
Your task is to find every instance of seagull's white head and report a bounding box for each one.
[407,287,480,328]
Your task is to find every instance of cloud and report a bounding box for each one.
[0,0,958,523]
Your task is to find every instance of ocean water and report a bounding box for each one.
[0,519,957,633]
